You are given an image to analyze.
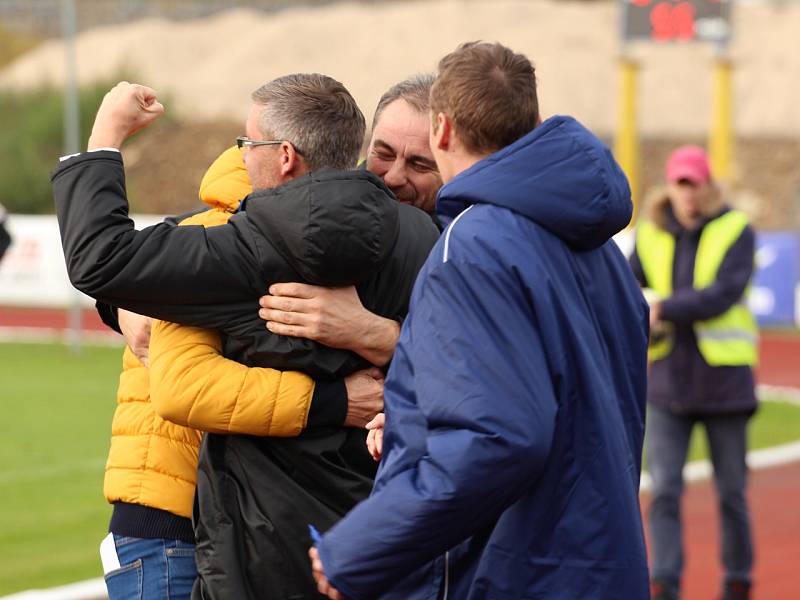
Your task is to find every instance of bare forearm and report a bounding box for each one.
[87,127,126,150]
[350,313,400,367]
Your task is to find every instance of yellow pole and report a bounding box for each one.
[614,57,640,225]
[709,56,734,183]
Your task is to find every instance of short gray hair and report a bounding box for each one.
[252,73,365,171]
[372,73,436,132]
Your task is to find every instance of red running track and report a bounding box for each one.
[641,329,800,600]
[641,462,800,600]
[0,306,109,332]
[755,331,800,388]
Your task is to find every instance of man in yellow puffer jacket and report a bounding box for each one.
[101,147,360,599]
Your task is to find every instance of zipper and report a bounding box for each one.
[442,551,450,600]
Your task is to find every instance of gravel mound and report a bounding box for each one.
[2,0,799,138]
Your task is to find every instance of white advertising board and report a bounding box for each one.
[0,219,637,308]
[0,214,164,308]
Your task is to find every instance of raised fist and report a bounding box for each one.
[88,81,165,150]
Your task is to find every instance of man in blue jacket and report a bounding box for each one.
[309,41,650,599]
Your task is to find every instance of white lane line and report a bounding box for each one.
[0,577,107,599]
[641,438,800,492]
[758,384,800,406]
[640,391,800,492]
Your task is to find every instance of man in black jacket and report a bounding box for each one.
[52,75,439,599]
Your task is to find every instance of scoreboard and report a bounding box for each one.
[621,0,732,44]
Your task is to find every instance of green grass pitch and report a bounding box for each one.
[1,340,799,594]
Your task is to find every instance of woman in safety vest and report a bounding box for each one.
[630,146,756,600]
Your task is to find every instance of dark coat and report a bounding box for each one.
[0,207,10,261]
[630,201,757,415]
[318,116,650,600]
[52,151,440,599]
[53,151,439,378]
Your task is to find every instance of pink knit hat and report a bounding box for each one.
[666,145,711,185]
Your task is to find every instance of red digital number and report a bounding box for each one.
[673,2,696,40]
[650,2,674,41]
[650,1,697,42]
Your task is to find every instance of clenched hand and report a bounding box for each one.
[88,81,165,150]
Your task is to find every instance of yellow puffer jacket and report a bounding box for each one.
[104,147,315,518]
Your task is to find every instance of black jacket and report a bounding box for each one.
[53,151,439,378]
[630,202,757,415]
[0,207,10,261]
[52,151,440,599]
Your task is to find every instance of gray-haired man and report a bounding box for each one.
[258,74,444,378]
[52,74,439,599]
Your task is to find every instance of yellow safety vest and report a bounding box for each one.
[636,210,758,366]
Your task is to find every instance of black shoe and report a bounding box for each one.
[721,580,751,600]
[650,579,678,600]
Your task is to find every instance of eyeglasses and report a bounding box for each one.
[236,136,284,150]
[236,136,304,156]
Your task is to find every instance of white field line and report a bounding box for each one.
[758,384,800,406]
[640,392,800,492]
[0,578,107,600]
[640,439,800,492]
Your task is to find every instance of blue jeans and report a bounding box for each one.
[646,406,753,593]
[104,534,197,600]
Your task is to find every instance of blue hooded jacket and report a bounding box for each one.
[317,116,650,599]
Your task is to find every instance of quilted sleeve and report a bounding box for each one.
[149,319,314,437]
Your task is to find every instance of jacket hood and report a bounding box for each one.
[198,146,252,212]
[437,116,632,250]
[245,169,400,286]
